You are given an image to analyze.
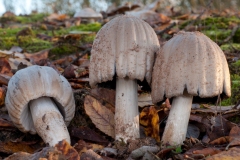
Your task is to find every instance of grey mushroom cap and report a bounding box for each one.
[151,31,231,103]
[74,8,103,19]
[5,65,75,134]
[89,15,160,87]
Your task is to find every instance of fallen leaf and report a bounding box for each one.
[55,139,80,160]
[71,127,108,145]
[210,136,230,145]
[0,58,13,76]
[70,82,84,89]
[90,88,115,112]
[206,115,235,141]
[74,140,104,156]
[63,64,76,79]
[140,106,160,142]
[0,74,12,85]
[8,58,32,70]
[192,147,222,156]
[206,147,240,160]
[5,140,79,160]
[0,141,35,154]
[0,87,6,106]
[24,49,49,63]
[84,95,115,138]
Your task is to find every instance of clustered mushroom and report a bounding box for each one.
[89,15,160,142]
[151,31,231,145]
[5,65,75,146]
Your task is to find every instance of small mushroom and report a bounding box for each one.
[90,15,160,142]
[151,31,231,145]
[74,8,103,23]
[5,65,75,146]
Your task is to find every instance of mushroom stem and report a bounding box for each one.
[115,78,139,142]
[29,97,70,146]
[162,93,193,145]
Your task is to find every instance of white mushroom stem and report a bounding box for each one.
[162,93,193,145]
[29,96,70,146]
[115,78,139,142]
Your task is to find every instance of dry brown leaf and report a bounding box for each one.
[55,139,80,160]
[0,87,6,106]
[74,140,104,156]
[140,106,160,142]
[24,49,49,63]
[84,95,115,138]
[0,58,13,76]
[192,147,222,156]
[206,147,240,160]
[0,141,35,154]
[210,136,230,145]
[90,88,115,112]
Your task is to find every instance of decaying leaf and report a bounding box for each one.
[5,140,79,160]
[0,141,35,154]
[0,58,13,76]
[192,147,222,156]
[55,139,80,160]
[140,106,160,142]
[0,87,6,106]
[210,136,230,145]
[24,49,49,63]
[74,140,104,156]
[206,147,240,160]
[0,74,10,85]
[84,95,115,138]
[90,88,115,113]
[71,127,108,145]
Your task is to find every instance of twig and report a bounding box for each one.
[155,22,176,35]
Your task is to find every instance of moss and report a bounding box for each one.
[15,13,47,24]
[233,28,240,43]
[0,28,23,37]
[18,36,52,52]
[220,43,240,51]
[180,16,240,30]
[48,44,78,60]
[221,74,240,106]
[203,30,231,43]
[0,37,18,50]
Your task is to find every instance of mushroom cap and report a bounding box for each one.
[74,8,103,19]
[89,15,160,87]
[151,31,231,103]
[5,65,75,134]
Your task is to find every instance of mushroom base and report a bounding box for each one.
[115,78,139,142]
[29,96,70,146]
[162,93,193,146]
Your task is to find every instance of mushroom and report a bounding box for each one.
[74,8,103,23]
[89,15,159,142]
[5,65,75,146]
[151,31,231,145]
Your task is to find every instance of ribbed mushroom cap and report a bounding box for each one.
[89,15,160,87]
[151,31,231,103]
[5,65,75,134]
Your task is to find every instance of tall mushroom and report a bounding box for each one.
[5,65,75,146]
[89,15,159,142]
[151,31,231,145]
